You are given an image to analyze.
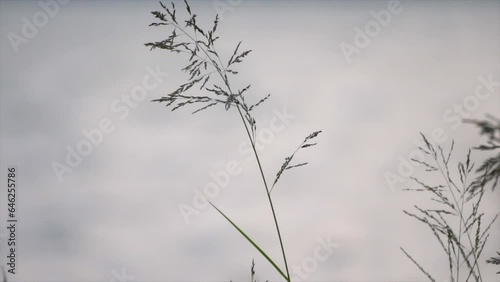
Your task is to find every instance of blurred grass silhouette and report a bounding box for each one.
[401,117,499,281]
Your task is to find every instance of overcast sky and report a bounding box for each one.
[1,0,499,281]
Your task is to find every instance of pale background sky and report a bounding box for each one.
[0,0,499,281]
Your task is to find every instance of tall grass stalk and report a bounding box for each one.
[402,134,498,281]
[145,1,321,281]
[466,114,500,275]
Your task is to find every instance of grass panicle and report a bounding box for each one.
[465,115,500,192]
[402,134,498,281]
[465,115,500,275]
[230,260,268,282]
[270,131,322,193]
[146,1,322,281]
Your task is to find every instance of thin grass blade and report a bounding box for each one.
[209,202,289,281]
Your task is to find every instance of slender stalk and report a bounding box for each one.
[236,105,291,281]
[152,7,292,280]
[456,174,469,282]
[435,160,483,281]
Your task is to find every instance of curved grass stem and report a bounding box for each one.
[236,105,291,282]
